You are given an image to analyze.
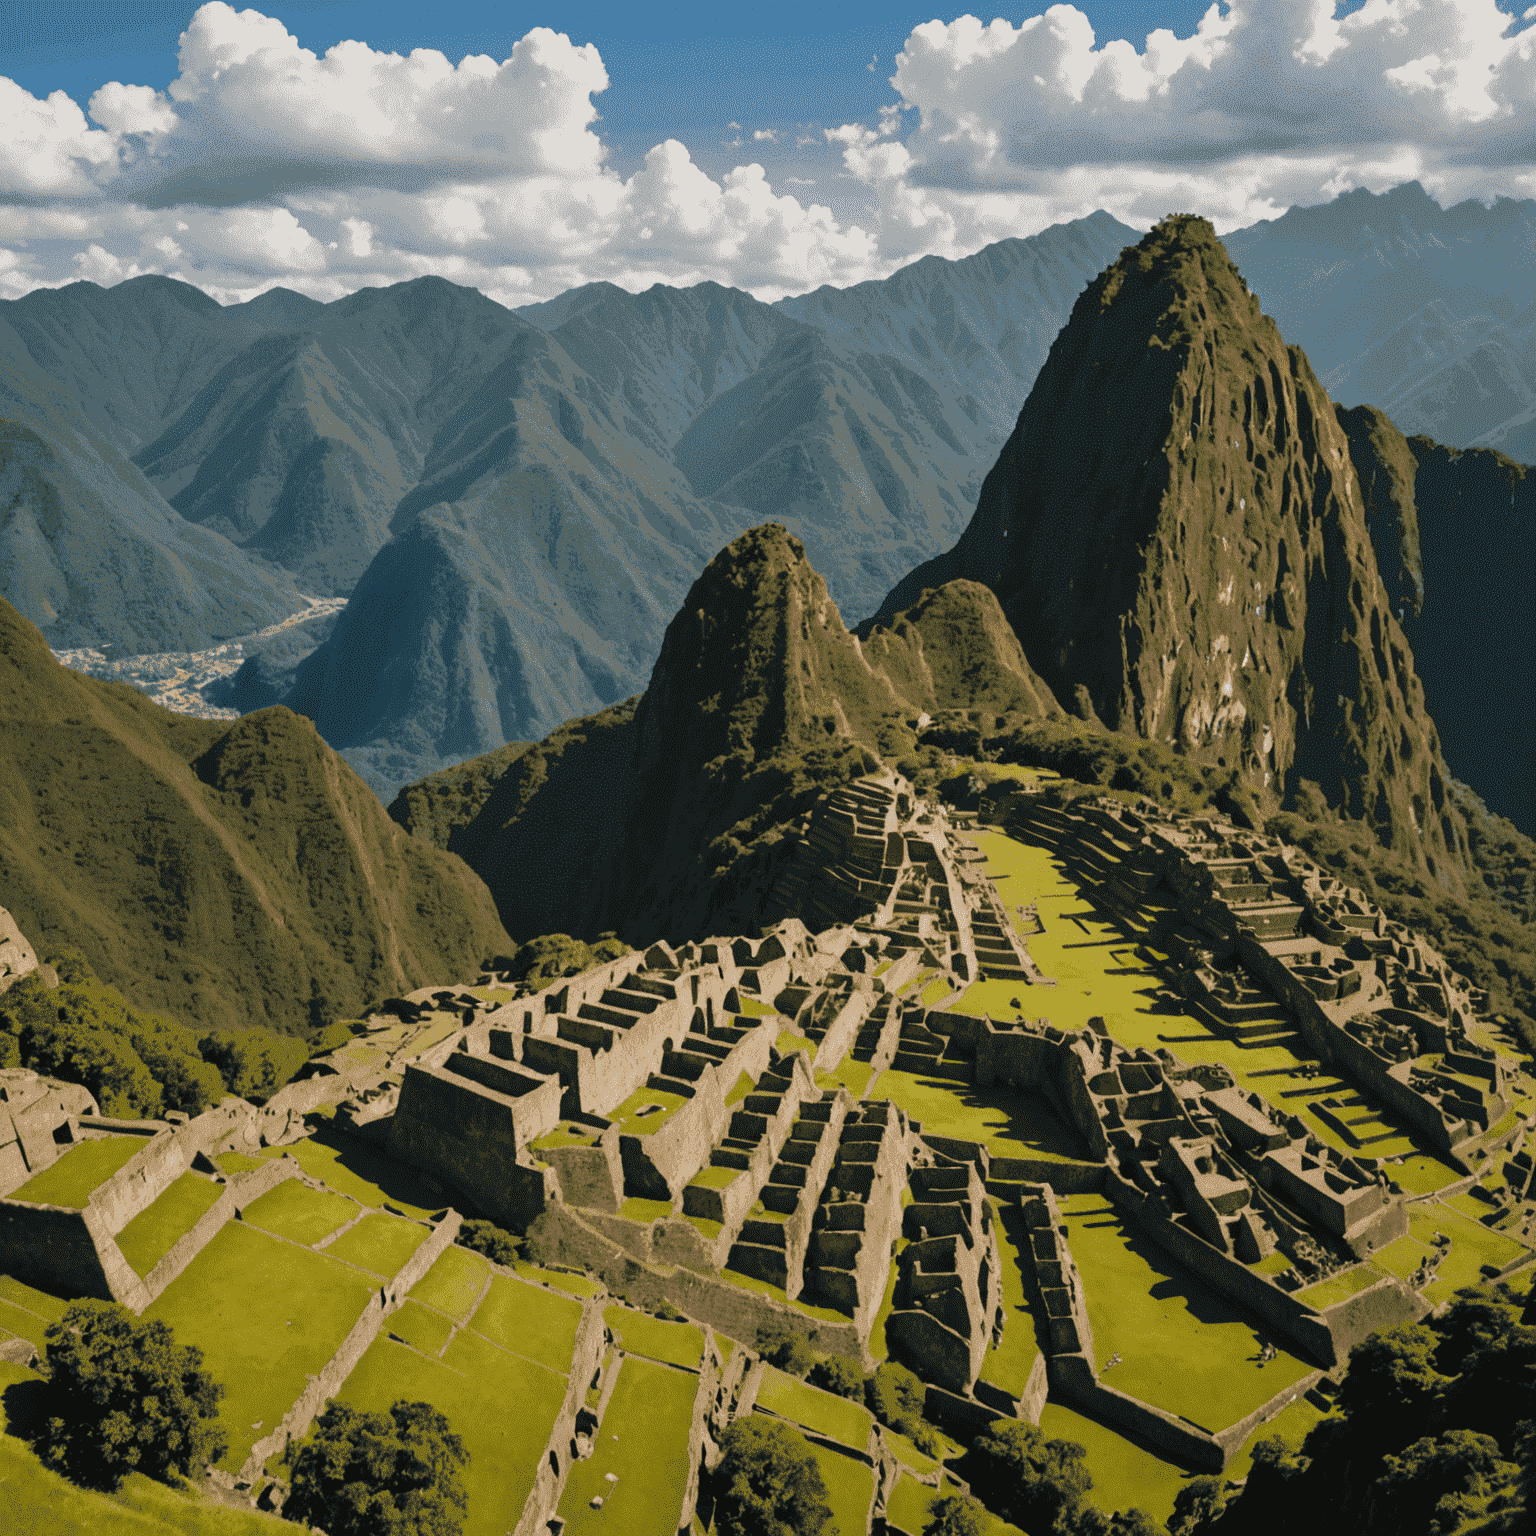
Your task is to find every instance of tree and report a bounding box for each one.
[925,1491,986,1536]
[714,1417,834,1536]
[965,1418,1092,1531]
[1450,1327,1536,1442]
[1169,1475,1227,1535]
[286,1399,468,1536]
[757,1320,815,1377]
[808,1357,866,1401]
[32,1300,226,1488]
[1430,1291,1521,1374]
[455,1219,523,1267]
[1336,1325,1448,1455]
[865,1362,926,1431]
[1371,1429,1517,1536]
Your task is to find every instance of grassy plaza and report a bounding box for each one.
[10,1135,144,1208]
[557,1355,700,1535]
[467,1273,582,1373]
[755,1366,873,1448]
[604,1305,705,1369]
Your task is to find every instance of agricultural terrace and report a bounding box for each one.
[466,1273,581,1373]
[143,1221,377,1470]
[557,1355,700,1535]
[254,1124,445,1219]
[9,1134,143,1207]
[1036,1402,1192,1519]
[885,1474,1023,1536]
[240,1180,358,1246]
[755,1365,873,1448]
[114,1171,224,1277]
[409,1244,489,1320]
[0,1273,66,1352]
[1057,1192,1313,1432]
[800,1437,876,1536]
[982,1201,1043,1397]
[603,1305,704,1369]
[320,1212,430,1276]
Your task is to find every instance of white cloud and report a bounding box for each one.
[0,1,1531,306]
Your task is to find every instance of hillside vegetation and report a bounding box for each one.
[0,595,510,1044]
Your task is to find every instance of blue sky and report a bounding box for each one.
[0,1,1531,305]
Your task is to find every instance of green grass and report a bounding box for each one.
[688,1165,741,1189]
[868,1241,903,1360]
[1037,1401,1194,1523]
[604,1306,705,1369]
[737,997,779,1017]
[687,1215,723,1240]
[529,1122,599,1152]
[621,1196,676,1221]
[802,1438,875,1536]
[240,1180,358,1247]
[1411,1204,1532,1303]
[330,1332,567,1536]
[886,1473,1025,1536]
[1058,1193,1313,1431]
[872,1071,1092,1163]
[1251,1251,1295,1277]
[718,1268,851,1323]
[214,1152,266,1175]
[114,1172,225,1277]
[558,1356,700,1535]
[885,1430,941,1476]
[755,1366,872,1448]
[1448,1191,1501,1222]
[776,1030,817,1058]
[920,976,956,1009]
[143,1221,376,1471]
[983,1201,1042,1396]
[725,1072,756,1107]
[9,1135,145,1207]
[409,1244,489,1321]
[512,1260,604,1297]
[1295,1264,1382,1310]
[386,1298,456,1357]
[1373,1233,1434,1280]
[468,1274,582,1372]
[257,1126,444,1220]
[1385,1154,1464,1195]
[1224,1393,1331,1482]
[0,1297,51,1351]
[321,1213,431,1276]
[608,1086,692,1136]
[816,1056,875,1098]
[1,1361,295,1536]
[0,1276,66,1352]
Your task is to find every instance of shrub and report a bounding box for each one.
[807,1356,867,1401]
[964,1418,1092,1531]
[865,1361,927,1435]
[286,1399,468,1536]
[925,1490,987,1536]
[714,1416,833,1536]
[31,1299,226,1488]
[757,1320,815,1377]
[456,1218,524,1267]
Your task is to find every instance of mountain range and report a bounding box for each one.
[0,184,1531,815]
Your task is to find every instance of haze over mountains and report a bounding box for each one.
[0,183,1531,813]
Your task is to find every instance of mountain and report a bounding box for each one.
[1338,402,1535,836]
[878,215,1475,891]
[388,523,1062,942]
[1226,183,1536,462]
[0,593,510,1040]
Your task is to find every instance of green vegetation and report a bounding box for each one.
[481,932,632,991]
[873,1069,1091,1163]
[468,1275,581,1373]
[688,1165,741,1189]
[29,1300,225,1489]
[410,1246,489,1321]
[984,1202,1043,1396]
[286,1399,467,1536]
[756,1365,873,1448]
[454,1217,523,1267]
[1035,1403,1190,1524]
[1295,1266,1382,1310]
[609,1086,691,1135]
[736,996,779,1018]
[214,1151,266,1175]
[710,1416,834,1536]
[144,1221,375,1471]
[114,1172,224,1277]
[385,740,532,849]
[620,1195,676,1220]
[802,1436,875,1536]
[1408,1205,1530,1305]
[604,1305,704,1369]
[267,1125,444,1220]
[511,1260,603,1297]
[559,1356,700,1534]
[528,1122,598,1152]
[1059,1193,1312,1430]
[322,1214,431,1277]
[326,1332,564,1536]
[240,1180,358,1247]
[0,1276,65,1352]
[10,1134,144,1207]
[387,1299,456,1358]
[1,1359,291,1536]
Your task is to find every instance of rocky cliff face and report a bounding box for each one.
[392,523,1061,942]
[881,216,1470,887]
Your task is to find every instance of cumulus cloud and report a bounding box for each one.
[0,0,1531,306]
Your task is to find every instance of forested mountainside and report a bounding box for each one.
[0,593,509,1043]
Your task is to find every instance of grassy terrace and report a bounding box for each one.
[470,1274,582,1373]
[756,1366,873,1448]
[983,1201,1042,1396]
[970,831,1465,1178]
[558,1356,699,1535]
[410,1244,490,1320]
[718,1268,851,1323]
[802,1438,875,1536]
[688,1165,741,1190]
[609,1085,692,1136]
[144,1221,376,1471]
[1409,1202,1532,1304]
[115,1172,224,1277]
[321,1212,430,1276]
[886,1474,1024,1536]
[621,1196,676,1222]
[2,1360,294,1536]
[331,1331,566,1536]
[1295,1263,1382,1310]
[9,1135,144,1207]
[736,997,779,1018]
[386,1297,455,1357]
[1058,1193,1313,1432]
[241,1180,358,1247]
[529,1121,600,1152]
[512,1259,605,1297]
[1037,1401,1192,1523]
[0,1275,66,1352]
[256,1126,445,1220]
[872,1070,1092,1164]
[604,1305,704,1369]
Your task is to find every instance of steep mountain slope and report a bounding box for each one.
[1226,183,1536,461]
[880,215,1472,889]
[1339,402,1535,837]
[389,522,1062,942]
[0,595,510,1039]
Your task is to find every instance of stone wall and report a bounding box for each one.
[0,1199,118,1300]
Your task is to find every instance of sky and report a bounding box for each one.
[1,0,1533,308]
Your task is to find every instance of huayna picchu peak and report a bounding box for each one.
[880,215,1473,894]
